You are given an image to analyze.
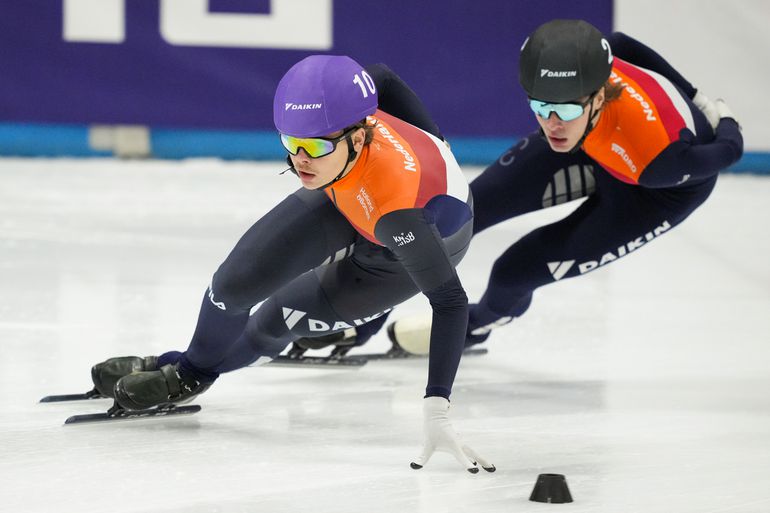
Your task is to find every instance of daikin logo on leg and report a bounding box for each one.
[551,221,672,278]
[548,260,575,281]
[282,307,391,332]
[282,308,307,329]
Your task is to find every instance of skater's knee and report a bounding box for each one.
[489,255,523,285]
[209,264,268,312]
[489,235,548,287]
[242,302,294,356]
[242,329,288,358]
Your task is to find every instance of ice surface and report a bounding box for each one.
[1,158,768,513]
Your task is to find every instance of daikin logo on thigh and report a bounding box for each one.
[282,307,391,332]
[547,220,672,280]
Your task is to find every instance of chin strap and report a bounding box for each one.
[567,103,600,154]
[567,92,602,153]
[319,134,358,190]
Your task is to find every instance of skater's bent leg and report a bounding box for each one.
[193,299,293,374]
[209,249,420,374]
[351,311,391,346]
[209,188,357,309]
[179,292,251,370]
[470,176,716,341]
[172,189,358,375]
[210,289,394,374]
[467,222,559,341]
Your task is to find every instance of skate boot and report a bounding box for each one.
[289,328,357,358]
[113,363,211,410]
[464,330,491,348]
[386,314,432,355]
[91,356,159,398]
[466,315,513,347]
[387,312,500,353]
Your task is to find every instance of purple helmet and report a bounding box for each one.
[273,55,378,138]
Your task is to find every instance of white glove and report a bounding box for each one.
[714,98,739,127]
[411,396,495,473]
[692,90,720,131]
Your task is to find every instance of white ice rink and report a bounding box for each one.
[1,157,769,513]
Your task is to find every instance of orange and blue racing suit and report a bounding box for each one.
[171,71,473,399]
[464,32,743,340]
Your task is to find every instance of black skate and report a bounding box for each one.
[291,328,357,357]
[114,363,210,410]
[268,329,367,368]
[91,356,159,398]
[38,355,159,403]
[464,330,491,348]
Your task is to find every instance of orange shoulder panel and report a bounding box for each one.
[325,114,425,243]
[583,66,675,184]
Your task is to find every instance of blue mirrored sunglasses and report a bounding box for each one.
[528,97,591,122]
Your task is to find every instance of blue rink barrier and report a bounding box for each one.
[0,123,110,157]
[0,122,768,174]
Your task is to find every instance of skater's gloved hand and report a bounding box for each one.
[692,91,720,131]
[714,98,740,129]
[411,396,495,474]
[693,92,740,132]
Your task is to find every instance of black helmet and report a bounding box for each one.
[519,19,613,103]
